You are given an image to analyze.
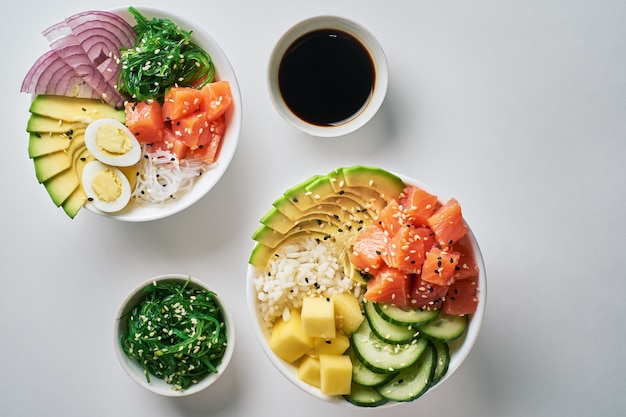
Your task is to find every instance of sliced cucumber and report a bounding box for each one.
[429,339,450,386]
[352,318,427,373]
[347,347,395,387]
[344,383,389,407]
[375,343,436,402]
[364,300,418,344]
[417,313,468,342]
[374,302,440,326]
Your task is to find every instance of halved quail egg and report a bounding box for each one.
[85,118,141,167]
[82,161,132,212]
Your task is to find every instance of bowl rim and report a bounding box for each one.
[85,7,242,222]
[114,273,236,396]
[246,172,487,407]
[267,15,388,138]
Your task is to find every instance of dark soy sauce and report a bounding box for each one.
[278,29,375,126]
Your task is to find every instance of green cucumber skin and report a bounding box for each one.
[374,302,440,326]
[429,339,450,386]
[351,319,428,374]
[375,343,436,402]
[364,300,417,344]
[348,347,396,387]
[343,384,389,407]
[417,313,469,342]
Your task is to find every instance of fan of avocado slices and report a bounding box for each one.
[249,166,407,282]
[26,95,127,218]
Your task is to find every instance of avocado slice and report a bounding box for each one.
[28,129,86,158]
[62,187,88,219]
[43,148,93,207]
[338,166,405,199]
[249,166,408,269]
[27,114,88,134]
[32,132,86,183]
[28,132,71,158]
[29,95,125,124]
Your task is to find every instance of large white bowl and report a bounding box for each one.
[84,7,242,222]
[246,170,486,407]
[115,274,235,396]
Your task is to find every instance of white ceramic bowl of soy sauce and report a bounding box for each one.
[267,16,388,137]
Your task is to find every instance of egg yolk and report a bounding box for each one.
[96,124,133,156]
[91,168,123,202]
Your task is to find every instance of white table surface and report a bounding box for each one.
[2,0,625,416]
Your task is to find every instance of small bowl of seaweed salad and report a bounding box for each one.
[115,274,235,396]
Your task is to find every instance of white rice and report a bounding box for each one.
[253,237,362,329]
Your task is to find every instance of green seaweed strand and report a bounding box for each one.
[117,7,215,102]
[120,277,228,390]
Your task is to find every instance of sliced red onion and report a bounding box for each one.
[53,11,136,85]
[21,10,137,109]
[20,49,100,99]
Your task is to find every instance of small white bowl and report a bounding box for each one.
[246,169,486,407]
[267,16,388,137]
[115,274,235,396]
[86,7,242,222]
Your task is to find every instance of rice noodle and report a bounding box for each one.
[131,145,214,206]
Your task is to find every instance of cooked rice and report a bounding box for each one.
[253,237,362,329]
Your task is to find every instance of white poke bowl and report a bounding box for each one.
[115,274,235,396]
[25,7,242,222]
[92,7,242,222]
[246,166,486,407]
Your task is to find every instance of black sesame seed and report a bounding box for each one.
[87,197,94,201]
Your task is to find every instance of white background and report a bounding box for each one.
[1,0,625,416]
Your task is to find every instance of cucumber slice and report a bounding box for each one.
[374,302,440,326]
[347,347,395,387]
[344,383,389,407]
[429,339,450,386]
[375,343,436,402]
[417,313,468,342]
[352,319,427,373]
[364,300,418,344]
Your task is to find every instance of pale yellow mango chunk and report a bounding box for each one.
[332,293,364,335]
[301,297,336,339]
[313,332,350,356]
[298,355,321,388]
[269,309,314,363]
[319,354,352,396]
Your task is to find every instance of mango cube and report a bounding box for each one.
[269,309,314,363]
[301,297,336,339]
[298,355,321,388]
[313,332,350,356]
[319,354,353,396]
[332,293,364,335]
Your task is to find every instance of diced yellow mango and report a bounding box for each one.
[269,309,314,363]
[301,296,336,339]
[313,332,351,356]
[319,354,352,396]
[298,355,321,388]
[332,293,364,335]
